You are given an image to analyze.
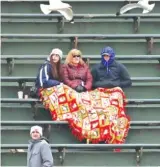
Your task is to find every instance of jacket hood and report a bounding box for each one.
[100,46,116,73]
[100,46,115,61]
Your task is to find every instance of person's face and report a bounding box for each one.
[51,54,60,63]
[72,54,81,65]
[103,54,110,61]
[31,130,41,140]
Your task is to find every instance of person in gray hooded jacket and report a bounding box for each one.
[27,125,53,167]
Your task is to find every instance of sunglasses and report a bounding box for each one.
[73,55,81,58]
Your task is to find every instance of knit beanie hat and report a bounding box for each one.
[30,125,43,136]
[48,48,63,60]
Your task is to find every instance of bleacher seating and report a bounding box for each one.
[1,0,160,166]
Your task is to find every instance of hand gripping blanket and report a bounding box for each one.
[39,84,130,144]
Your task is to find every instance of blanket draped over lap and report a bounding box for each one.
[39,84,130,144]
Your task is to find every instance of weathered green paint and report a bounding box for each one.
[1,85,160,98]
[2,62,160,77]
[1,107,51,121]
[2,105,160,121]
[127,106,160,121]
[124,86,160,98]
[2,151,160,166]
[2,21,160,34]
[2,42,160,55]
[2,126,160,144]
[2,1,160,14]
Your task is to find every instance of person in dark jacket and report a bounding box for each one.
[27,125,53,167]
[63,49,93,92]
[35,48,63,140]
[35,48,63,91]
[91,46,132,89]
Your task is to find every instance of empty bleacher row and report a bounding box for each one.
[2,13,160,34]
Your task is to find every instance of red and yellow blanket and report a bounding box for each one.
[39,84,130,144]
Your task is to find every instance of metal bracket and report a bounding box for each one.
[31,102,38,120]
[58,147,66,165]
[57,17,65,33]
[136,147,143,166]
[146,37,154,55]
[133,17,140,33]
[71,37,78,49]
[6,58,14,75]
[18,80,26,91]
[57,123,63,131]
[43,124,52,140]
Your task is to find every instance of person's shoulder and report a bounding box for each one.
[62,63,68,68]
[115,61,128,71]
[40,139,49,147]
[41,60,51,67]
[39,140,51,152]
[92,63,101,69]
[83,63,90,68]
[62,64,69,70]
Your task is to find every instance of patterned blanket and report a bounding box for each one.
[39,84,130,144]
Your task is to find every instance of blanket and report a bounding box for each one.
[39,84,130,144]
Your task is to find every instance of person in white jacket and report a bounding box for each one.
[27,125,53,167]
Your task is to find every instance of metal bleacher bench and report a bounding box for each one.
[1,143,160,165]
[1,76,160,87]
[2,33,160,39]
[2,0,160,2]
[1,76,160,105]
[1,97,160,105]
[2,54,160,60]
[2,54,160,75]
[1,75,160,117]
[2,143,160,150]
[1,75,160,89]
[2,13,160,33]
[2,13,160,20]
[2,34,159,54]
[1,97,160,120]
[1,76,160,82]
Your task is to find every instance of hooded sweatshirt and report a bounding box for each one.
[27,137,53,167]
[91,46,132,89]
